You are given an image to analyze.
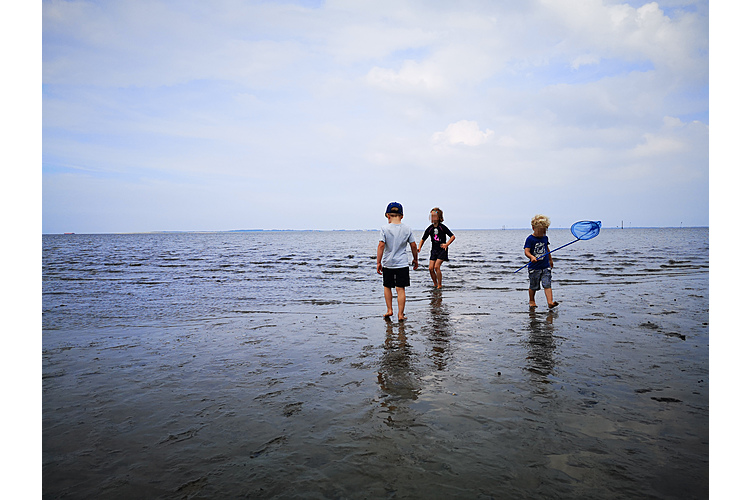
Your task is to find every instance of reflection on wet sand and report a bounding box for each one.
[377,320,421,427]
[525,309,558,386]
[427,289,454,370]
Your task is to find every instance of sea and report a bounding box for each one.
[43,228,709,499]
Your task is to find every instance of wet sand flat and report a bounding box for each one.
[43,230,708,498]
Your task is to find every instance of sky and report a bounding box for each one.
[40,0,710,232]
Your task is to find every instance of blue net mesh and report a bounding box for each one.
[570,221,601,240]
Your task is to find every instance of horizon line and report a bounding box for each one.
[43,225,709,235]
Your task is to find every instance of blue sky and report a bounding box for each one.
[40,0,710,233]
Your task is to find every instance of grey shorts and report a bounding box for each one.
[528,268,552,290]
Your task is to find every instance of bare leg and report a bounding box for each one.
[528,289,537,308]
[434,259,444,288]
[396,287,407,320]
[383,287,394,317]
[544,288,558,308]
[428,260,438,287]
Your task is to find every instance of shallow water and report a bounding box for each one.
[43,228,708,499]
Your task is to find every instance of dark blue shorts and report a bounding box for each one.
[383,267,410,288]
[429,247,449,261]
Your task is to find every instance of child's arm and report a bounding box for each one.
[376,241,385,274]
[418,226,430,253]
[524,247,537,262]
[410,242,419,270]
[441,235,455,249]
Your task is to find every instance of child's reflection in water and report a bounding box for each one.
[525,309,558,385]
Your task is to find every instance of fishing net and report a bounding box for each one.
[570,221,601,240]
[513,220,601,273]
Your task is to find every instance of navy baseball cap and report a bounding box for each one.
[386,202,403,216]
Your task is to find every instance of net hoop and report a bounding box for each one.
[570,221,601,240]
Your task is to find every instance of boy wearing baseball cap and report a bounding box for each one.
[376,202,419,321]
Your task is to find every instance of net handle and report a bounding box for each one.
[513,239,580,273]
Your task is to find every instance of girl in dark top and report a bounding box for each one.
[417,207,455,289]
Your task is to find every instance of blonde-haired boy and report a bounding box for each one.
[524,214,559,309]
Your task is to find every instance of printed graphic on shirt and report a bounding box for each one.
[533,241,547,259]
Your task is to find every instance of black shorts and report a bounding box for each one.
[430,247,449,261]
[382,266,410,288]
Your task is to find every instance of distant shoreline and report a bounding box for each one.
[43,226,709,236]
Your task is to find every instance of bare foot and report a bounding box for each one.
[529,302,537,308]
[383,310,394,318]
[548,301,559,309]
[398,315,407,321]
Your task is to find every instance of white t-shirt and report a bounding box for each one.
[379,223,415,268]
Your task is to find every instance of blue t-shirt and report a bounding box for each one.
[524,234,550,270]
[379,223,415,268]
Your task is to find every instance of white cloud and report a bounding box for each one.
[571,53,600,69]
[497,136,520,148]
[662,115,684,128]
[42,0,709,232]
[366,60,445,94]
[539,0,707,76]
[432,120,495,147]
[633,133,685,156]
[325,23,436,63]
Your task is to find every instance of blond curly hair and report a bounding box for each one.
[531,214,550,229]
